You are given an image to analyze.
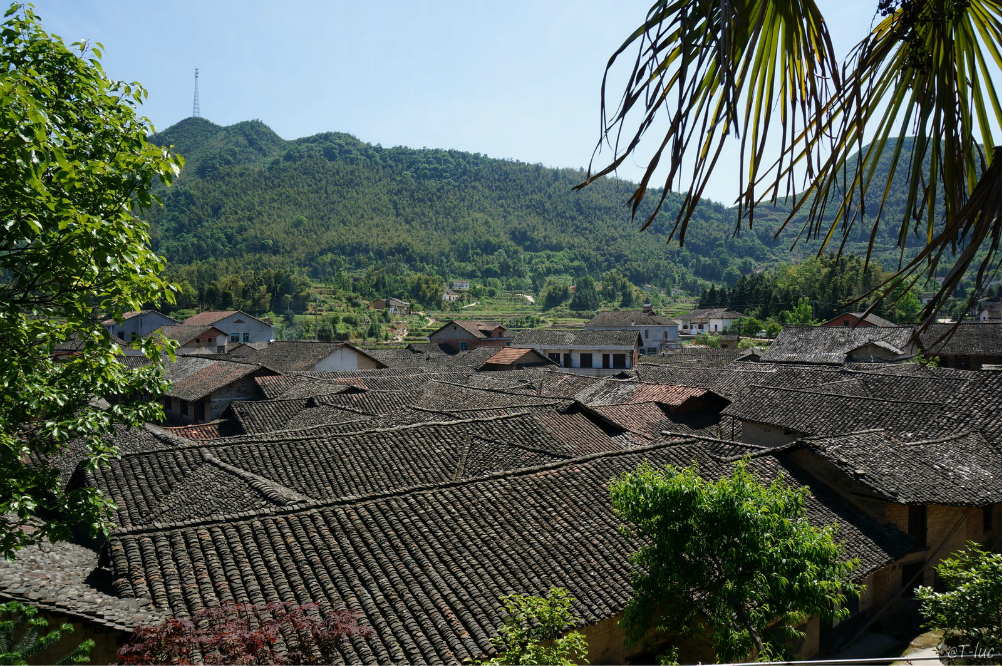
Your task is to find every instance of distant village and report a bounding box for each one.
[6,301,1001,663]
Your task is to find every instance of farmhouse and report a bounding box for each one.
[760,325,918,364]
[584,306,679,354]
[102,309,178,342]
[182,310,274,343]
[427,320,512,352]
[512,329,641,375]
[155,324,228,354]
[917,322,1001,370]
[675,307,745,334]
[160,357,278,424]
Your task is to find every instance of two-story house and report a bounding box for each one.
[102,309,178,342]
[675,307,745,334]
[512,329,641,376]
[584,306,679,354]
[182,310,274,343]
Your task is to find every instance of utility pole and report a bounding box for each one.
[192,68,200,118]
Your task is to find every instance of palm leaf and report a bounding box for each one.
[577,0,839,243]
[778,0,1001,331]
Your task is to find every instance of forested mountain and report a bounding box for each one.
[145,118,971,312]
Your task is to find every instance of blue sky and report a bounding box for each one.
[34,1,908,206]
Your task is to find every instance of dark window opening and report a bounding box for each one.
[602,353,611,369]
[243,332,250,342]
[580,353,593,368]
[181,401,188,417]
[196,402,205,423]
[162,397,171,411]
[562,353,572,367]
[217,345,225,353]
[459,341,469,351]
[902,561,924,595]
[548,353,560,364]
[612,353,627,369]
[984,506,994,533]
[908,505,928,545]
[230,333,239,342]
[955,355,971,369]
[644,329,649,338]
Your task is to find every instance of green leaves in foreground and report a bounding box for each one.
[473,588,588,666]
[610,459,859,662]
[916,543,1002,658]
[0,3,181,558]
[0,600,93,665]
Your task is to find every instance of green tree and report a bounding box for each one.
[916,543,1002,658]
[0,4,181,558]
[765,321,783,338]
[474,588,588,666]
[0,600,93,665]
[579,0,1000,326]
[570,276,600,311]
[609,460,859,662]
[780,296,819,325]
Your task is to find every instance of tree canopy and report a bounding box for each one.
[609,459,859,662]
[0,3,181,558]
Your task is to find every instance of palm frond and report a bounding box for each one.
[577,0,839,243]
[778,0,1001,331]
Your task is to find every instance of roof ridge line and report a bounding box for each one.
[109,433,713,537]
[114,411,536,458]
[740,384,944,406]
[199,448,313,505]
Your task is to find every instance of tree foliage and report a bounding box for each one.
[580,0,1001,327]
[0,3,181,558]
[117,601,372,665]
[916,543,1002,657]
[0,600,93,665]
[474,588,588,666]
[609,460,859,662]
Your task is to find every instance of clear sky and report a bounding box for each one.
[32,0,907,206]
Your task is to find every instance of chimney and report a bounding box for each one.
[642,303,653,313]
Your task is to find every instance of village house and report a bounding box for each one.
[978,296,1001,322]
[675,307,745,334]
[760,325,918,364]
[821,311,897,328]
[918,322,1001,370]
[442,288,461,303]
[512,329,641,375]
[160,356,278,424]
[427,320,512,352]
[7,429,920,664]
[370,297,411,315]
[237,340,387,372]
[101,309,178,342]
[449,279,471,290]
[182,310,274,343]
[584,305,680,354]
[781,429,1001,602]
[155,324,229,354]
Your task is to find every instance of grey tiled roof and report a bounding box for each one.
[87,413,615,529]
[723,385,971,440]
[761,326,917,364]
[678,307,745,320]
[101,438,917,660]
[164,358,269,402]
[798,429,1001,505]
[513,329,640,348]
[584,310,678,328]
[918,322,1002,357]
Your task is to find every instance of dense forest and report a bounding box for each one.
[144,118,991,316]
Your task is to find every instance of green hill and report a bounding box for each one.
[145,119,976,315]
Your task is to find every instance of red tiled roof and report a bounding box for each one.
[482,347,539,365]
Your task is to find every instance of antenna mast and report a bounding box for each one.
[192,68,200,118]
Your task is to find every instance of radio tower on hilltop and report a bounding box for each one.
[192,68,200,118]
